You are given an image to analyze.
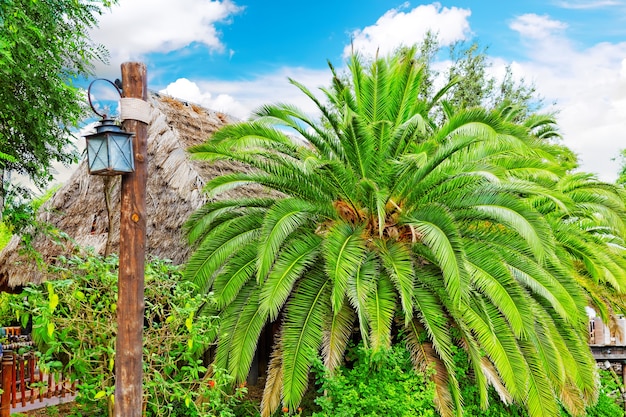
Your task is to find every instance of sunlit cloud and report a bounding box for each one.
[344,2,471,58]
[510,14,568,39]
[554,0,622,9]
[160,67,332,121]
[508,14,626,181]
[90,0,243,73]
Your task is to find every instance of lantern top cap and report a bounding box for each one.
[85,118,132,137]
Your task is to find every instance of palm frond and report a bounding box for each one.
[260,233,321,321]
[519,340,560,417]
[257,198,317,283]
[213,281,256,371]
[463,301,528,399]
[281,270,331,411]
[464,244,532,338]
[405,318,458,417]
[287,76,345,159]
[192,119,299,156]
[212,243,257,308]
[346,253,379,346]
[323,222,368,313]
[184,214,262,293]
[227,290,269,382]
[365,274,396,352]
[184,197,274,245]
[322,300,356,372]
[473,202,549,262]
[405,204,465,306]
[480,356,512,406]
[376,239,415,323]
[261,330,284,417]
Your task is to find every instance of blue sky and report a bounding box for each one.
[86,0,626,181]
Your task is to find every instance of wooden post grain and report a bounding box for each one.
[1,353,12,417]
[114,62,148,417]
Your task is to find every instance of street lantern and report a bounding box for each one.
[84,79,135,176]
[85,118,134,175]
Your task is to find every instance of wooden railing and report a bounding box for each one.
[1,345,76,416]
[1,327,21,337]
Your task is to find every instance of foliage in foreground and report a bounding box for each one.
[312,341,436,417]
[312,341,625,417]
[9,253,244,417]
[184,45,626,417]
[0,0,115,214]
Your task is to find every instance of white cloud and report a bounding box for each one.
[554,0,621,9]
[510,14,568,39]
[90,0,242,72]
[344,2,471,58]
[159,77,249,120]
[508,15,626,181]
[160,68,332,121]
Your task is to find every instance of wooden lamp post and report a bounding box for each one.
[85,62,148,417]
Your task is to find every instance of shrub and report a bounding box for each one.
[310,340,624,417]
[312,341,436,417]
[10,252,240,417]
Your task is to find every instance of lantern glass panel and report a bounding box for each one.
[108,133,134,173]
[87,135,109,173]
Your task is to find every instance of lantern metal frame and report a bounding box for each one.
[84,79,135,176]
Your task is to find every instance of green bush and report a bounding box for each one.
[312,341,436,417]
[308,340,624,417]
[10,252,245,417]
[0,221,12,250]
[0,292,19,327]
[586,369,625,417]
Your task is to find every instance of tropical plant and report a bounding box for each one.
[532,172,626,320]
[184,46,622,417]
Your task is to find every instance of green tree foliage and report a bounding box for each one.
[0,291,18,327]
[0,0,114,216]
[444,41,542,119]
[531,172,626,320]
[615,149,626,185]
[184,47,626,417]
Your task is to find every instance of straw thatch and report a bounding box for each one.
[0,92,251,291]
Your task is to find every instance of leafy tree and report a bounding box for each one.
[444,41,542,118]
[184,47,624,417]
[615,149,626,185]
[0,0,114,219]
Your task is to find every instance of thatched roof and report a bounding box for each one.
[0,92,251,291]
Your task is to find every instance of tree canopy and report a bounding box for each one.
[184,46,626,417]
[0,0,114,219]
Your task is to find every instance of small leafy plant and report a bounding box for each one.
[312,341,436,417]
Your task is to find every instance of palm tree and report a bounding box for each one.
[184,47,614,417]
[535,172,626,319]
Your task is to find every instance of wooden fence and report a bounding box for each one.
[1,337,75,416]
